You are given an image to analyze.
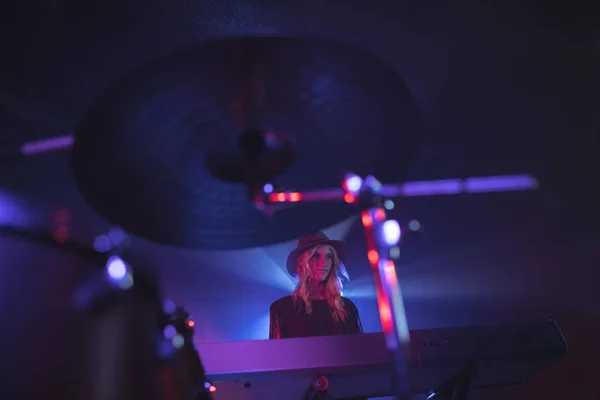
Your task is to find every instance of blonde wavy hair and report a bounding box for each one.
[292,245,350,322]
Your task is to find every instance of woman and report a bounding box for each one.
[269,231,363,339]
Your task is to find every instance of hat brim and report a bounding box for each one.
[286,239,347,277]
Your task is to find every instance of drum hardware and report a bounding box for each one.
[0,222,213,400]
[149,304,215,400]
[73,251,214,400]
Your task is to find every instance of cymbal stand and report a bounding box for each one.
[258,173,538,400]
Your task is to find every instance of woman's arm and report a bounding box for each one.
[269,307,282,339]
[346,299,364,334]
[356,312,364,333]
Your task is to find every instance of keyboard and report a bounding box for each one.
[196,319,567,399]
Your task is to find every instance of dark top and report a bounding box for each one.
[269,295,363,339]
[269,296,366,400]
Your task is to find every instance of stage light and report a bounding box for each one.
[163,300,176,314]
[381,220,401,246]
[106,256,127,280]
[204,382,216,393]
[384,199,395,210]
[367,250,379,265]
[93,234,111,252]
[263,183,273,193]
[344,174,363,195]
[408,219,421,231]
[364,175,382,192]
[389,246,400,259]
[164,325,177,339]
[172,334,185,349]
[343,193,355,203]
[106,256,133,289]
[107,226,126,246]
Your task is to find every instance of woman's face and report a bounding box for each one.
[308,245,334,282]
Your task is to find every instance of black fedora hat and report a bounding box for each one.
[286,231,347,276]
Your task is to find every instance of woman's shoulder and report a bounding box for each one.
[269,295,295,313]
[341,296,359,313]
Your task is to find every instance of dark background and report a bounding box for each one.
[1,1,599,399]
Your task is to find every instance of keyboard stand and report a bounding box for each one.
[304,389,335,400]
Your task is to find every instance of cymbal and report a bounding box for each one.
[72,36,421,249]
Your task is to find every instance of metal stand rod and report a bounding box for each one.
[0,135,74,162]
[264,174,538,203]
[21,135,74,156]
[360,206,412,399]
